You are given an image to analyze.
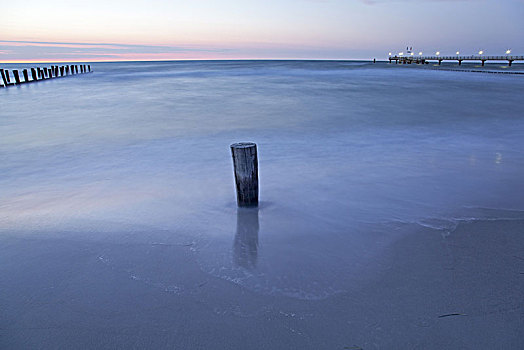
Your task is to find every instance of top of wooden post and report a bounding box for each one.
[231,142,256,149]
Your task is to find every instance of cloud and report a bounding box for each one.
[0,40,232,62]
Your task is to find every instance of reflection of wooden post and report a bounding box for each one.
[13,70,21,84]
[231,142,258,207]
[234,208,259,268]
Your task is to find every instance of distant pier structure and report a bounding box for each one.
[389,54,523,67]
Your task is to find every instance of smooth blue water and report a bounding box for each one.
[1,61,524,348]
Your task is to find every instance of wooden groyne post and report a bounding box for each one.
[0,63,93,88]
[22,69,29,83]
[13,70,21,84]
[231,142,259,207]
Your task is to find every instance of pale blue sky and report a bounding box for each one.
[1,0,523,61]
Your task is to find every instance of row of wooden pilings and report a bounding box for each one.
[0,64,92,87]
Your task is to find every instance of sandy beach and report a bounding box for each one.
[1,215,522,349]
[1,60,523,349]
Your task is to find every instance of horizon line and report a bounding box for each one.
[0,58,378,64]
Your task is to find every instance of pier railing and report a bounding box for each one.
[389,55,523,66]
[0,64,92,88]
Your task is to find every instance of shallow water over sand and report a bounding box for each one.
[1,61,524,348]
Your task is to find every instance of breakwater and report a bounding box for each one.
[0,64,92,88]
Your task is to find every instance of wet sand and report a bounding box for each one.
[1,217,522,349]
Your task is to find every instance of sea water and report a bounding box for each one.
[1,60,524,301]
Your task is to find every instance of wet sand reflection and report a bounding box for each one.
[234,208,259,269]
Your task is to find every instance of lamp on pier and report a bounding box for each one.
[419,52,423,56]
[399,52,404,56]
[456,51,460,55]
[436,51,440,56]
[478,50,484,55]
[506,49,511,55]
[389,52,392,56]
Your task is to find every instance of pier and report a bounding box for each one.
[0,64,92,88]
[389,55,523,67]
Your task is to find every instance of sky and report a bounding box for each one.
[1,0,523,62]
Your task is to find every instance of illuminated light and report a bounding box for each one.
[436,51,440,56]
[419,52,423,55]
[389,52,392,56]
[456,51,460,55]
[479,50,484,55]
[399,52,404,56]
[506,49,511,55]
[410,52,414,56]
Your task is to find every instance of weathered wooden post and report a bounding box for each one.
[5,70,11,83]
[22,69,29,83]
[230,142,259,207]
[13,70,21,84]
[31,68,38,81]
[60,66,64,76]
[55,66,59,76]
[75,65,78,74]
[88,65,91,72]
[0,69,8,86]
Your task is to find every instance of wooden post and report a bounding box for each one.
[5,70,11,83]
[13,70,21,84]
[31,68,38,81]
[0,69,8,86]
[88,65,91,72]
[55,66,59,76]
[22,69,29,83]
[230,142,259,207]
[75,65,78,74]
[60,66,65,76]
